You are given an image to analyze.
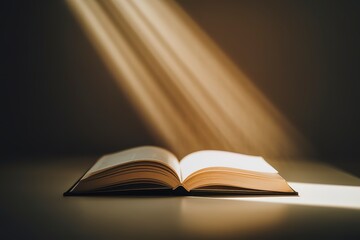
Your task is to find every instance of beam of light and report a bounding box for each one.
[215,182,360,210]
[66,0,310,158]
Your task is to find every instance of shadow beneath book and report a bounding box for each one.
[64,185,298,198]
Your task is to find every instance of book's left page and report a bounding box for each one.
[66,146,182,194]
[83,146,181,179]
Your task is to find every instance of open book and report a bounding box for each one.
[64,146,296,195]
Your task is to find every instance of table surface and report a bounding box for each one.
[1,156,359,240]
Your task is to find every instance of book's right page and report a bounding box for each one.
[179,150,294,193]
[180,150,278,181]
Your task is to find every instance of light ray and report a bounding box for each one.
[67,0,310,158]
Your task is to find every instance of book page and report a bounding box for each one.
[180,150,278,181]
[83,146,181,179]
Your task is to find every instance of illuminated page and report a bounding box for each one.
[83,146,181,179]
[180,150,278,181]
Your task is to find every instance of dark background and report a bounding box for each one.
[1,1,359,172]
